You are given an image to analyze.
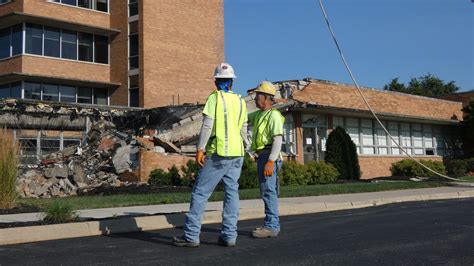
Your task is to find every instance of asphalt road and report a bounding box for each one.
[1,198,473,265]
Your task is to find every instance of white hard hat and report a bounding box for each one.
[214,63,236,79]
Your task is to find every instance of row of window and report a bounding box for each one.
[52,0,108,12]
[0,23,109,64]
[19,136,81,164]
[128,0,139,107]
[333,116,451,156]
[0,81,109,105]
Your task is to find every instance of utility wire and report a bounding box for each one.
[318,0,460,181]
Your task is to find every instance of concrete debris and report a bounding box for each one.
[16,120,142,198]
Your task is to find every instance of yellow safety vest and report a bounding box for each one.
[251,109,285,152]
[207,91,247,157]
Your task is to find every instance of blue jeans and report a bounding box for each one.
[183,154,244,244]
[257,150,282,232]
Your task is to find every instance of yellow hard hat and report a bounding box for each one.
[254,81,276,96]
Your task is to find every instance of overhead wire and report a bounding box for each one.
[317,0,460,181]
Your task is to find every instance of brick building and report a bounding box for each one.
[0,0,223,107]
[270,79,464,179]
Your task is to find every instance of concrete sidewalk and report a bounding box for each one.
[1,186,473,245]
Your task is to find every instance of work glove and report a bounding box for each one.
[196,149,206,167]
[264,160,274,177]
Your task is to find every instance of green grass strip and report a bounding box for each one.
[18,181,445,211]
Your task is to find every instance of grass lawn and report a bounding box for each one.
[17,181,445,211]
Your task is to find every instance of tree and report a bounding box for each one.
[383,74,459,97]
[461,99,474,157]
[325,127,361,180]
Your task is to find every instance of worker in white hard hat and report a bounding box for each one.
[173,63,249,247]
[248,81,284,238]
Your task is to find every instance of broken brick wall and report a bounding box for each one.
[139,151,194,182]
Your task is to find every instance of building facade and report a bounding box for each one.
[271,79,464,179]
[0,0,223,108]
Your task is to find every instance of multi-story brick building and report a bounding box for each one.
[0,0,223,107]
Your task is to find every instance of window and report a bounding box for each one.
[19,139,38,164]
[0,27,10,59]
[94,35,108,64]
[24,82,42,100]
[129,33,138,69]
[26,24,43,55]
[61,29,77,60]
[78,32,93,62]
[42,84,59,102]
[44,27,60,58]
[40,139,61,155]
[96,0,108,12]
[62,0,77,5]
[77,86,92,104]
[129,75,139,107]
[282,114,296,155]
[78,0,91,8]
[129,0,138,16]
[0,84,9,98]
[11,24,22,56]
[59,85,76,103]
[94,88,108,105]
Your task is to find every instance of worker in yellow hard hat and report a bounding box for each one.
[248,81,285,238]
[173,63,249,248]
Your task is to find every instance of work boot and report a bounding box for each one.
[218,236,236,247]
[252,227,278,238]
[172,236,199,247]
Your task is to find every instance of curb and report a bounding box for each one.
[1,191,473,246]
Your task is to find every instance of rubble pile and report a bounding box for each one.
[16,121,142,198]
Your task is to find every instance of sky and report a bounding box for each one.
[224,0,473,96]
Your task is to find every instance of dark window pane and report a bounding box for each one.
[129,75,138,88]
[94,88,108,105]
[59,85,76,103]
[42,83,59,102]
[26,24,43,55]
[62,0,77,5]
[63,139,80,148]
[129,88,139,107]
[94,35,108,64]
[129,21,138,34]
[19,139,38,164]
[44,27,60,58]
[129,56,138,69]
[129,0,138,16]
[61,29,77,60]
[0,84,9,99]
[78,32,93,62]
[24,82,41,100]
[78,0,91,8]
[77,86,92,104]
[129,34,138,57]
[10,82,21,98]
[11,24,22,56]
[41,139,60,155]
[0,27,10,59]
[96,0,107,12]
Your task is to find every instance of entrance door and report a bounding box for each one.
[303,127,317,163]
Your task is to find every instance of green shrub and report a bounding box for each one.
[168,165,181,186]
[465,158,474,173]
[148,168,172,186]
[306,161,339,184]
[391,159,446,178]
[325,127,361,180]
[42,200,78,224]
[238,154,259,189]
[181,160,199,187]
[0,129,19,209]
[445,159,468,177]
[281,161,310,186]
